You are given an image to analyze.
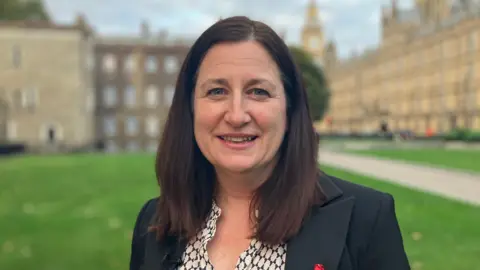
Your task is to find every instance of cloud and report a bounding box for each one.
[44,0,410,57]
[369,8,381,24]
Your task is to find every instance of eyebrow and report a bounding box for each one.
[198,78,276,90]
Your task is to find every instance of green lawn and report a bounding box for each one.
[0,154,158,270]
[0,154,479,270]
[322,167,480,270]
[348,148,480,173]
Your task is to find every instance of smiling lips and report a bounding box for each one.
[219,135,257,142]
[217,134,258,149]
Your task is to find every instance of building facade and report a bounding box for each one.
[94,23,190,153]
[0,16,96,150]
[315,0,480,135]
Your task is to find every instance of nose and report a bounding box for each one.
[224,93,251,127]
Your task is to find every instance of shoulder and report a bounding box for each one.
[136,197,158,218]
[322,175,410,268]
[130,197,159,270]
[327,173,394,207]
[133,197,159,236]
[321,173,400,239]
[323,174,406,242]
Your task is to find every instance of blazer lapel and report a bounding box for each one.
[142,230,164,270]
[142,217,187,270]
[285,173,355,270]
[142,173,353,270]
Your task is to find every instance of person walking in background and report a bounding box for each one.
[129,16,410,270]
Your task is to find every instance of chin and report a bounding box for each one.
[216,159,257,173]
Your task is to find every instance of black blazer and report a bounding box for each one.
[130,173,411,270]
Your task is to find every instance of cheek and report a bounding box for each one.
[193,110,211,152]
[255,107,287,134]
[193,102,221,132]
[194,112,209,135]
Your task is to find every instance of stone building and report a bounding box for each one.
[94,22,190,153]
[0,16,96,150]
[301,0,326,67]
[314,0,480,135]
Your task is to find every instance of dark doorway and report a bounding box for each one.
[47,126,56,144]
[380,120,389,133]
[449,113,457,130]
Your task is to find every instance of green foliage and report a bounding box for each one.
[445,128,469,141]
[289,46,330,121]
[445,128,480,142]
[465,130,480,142]
[0,0,50,21]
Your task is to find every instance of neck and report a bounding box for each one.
[214,165,273,211]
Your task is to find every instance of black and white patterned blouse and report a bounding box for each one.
[178,202,287,270]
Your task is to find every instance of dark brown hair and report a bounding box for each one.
[153,16,324,245]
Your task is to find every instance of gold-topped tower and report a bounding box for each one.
[301,0,325,66]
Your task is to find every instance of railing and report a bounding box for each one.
[0,142,26,156]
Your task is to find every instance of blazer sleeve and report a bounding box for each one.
[362,194,411,270]
[129,198,157,270]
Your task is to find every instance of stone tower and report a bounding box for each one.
[416,0,451,23]
[301,0,325,66]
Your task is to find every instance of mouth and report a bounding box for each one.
[217,135,258,143]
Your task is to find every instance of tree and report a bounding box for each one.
[0,0,50,21]
[289,46,331,121]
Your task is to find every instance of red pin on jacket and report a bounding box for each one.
[314,264,325,270]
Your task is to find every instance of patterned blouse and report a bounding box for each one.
[178,202,287,270]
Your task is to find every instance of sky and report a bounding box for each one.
[43,0,416,58]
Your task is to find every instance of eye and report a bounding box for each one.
[249,88,270,97]
[206,88,226,96]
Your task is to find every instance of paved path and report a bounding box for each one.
[319,150,480,206]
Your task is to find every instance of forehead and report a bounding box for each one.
[196,41,281,81]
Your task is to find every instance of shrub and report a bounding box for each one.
[465,130,480,142]
[444,128,470,141]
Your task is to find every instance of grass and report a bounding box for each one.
[322,167,480,270]
[348,148,480,173]
[0,154,158,270]
[0,154,479,270]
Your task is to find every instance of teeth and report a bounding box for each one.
[221,136,255,142]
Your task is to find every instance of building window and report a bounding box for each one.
[125,116,138,136]
[126,140,140,152]
[124,54,136,72]
[164,85,175,106]
[103,86,117,107]
[145,85,158,107]
[103,116,116,137]
[12,45,21,68]
[146,56,157,72]
[86,90,95,112]
[20,87,38,108]
[164,56,178,74]
[6,120,17,140]
[145,116,159,137]
[102,54,117,72]
[124,85,136,107]
[147,140,158,152]
[469,31,477,52]
[39,123,63,144]
[105,140,118,153]
[11,89,23,110]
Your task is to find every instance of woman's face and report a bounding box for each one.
[193,40,287,174]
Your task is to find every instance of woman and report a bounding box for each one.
[130,16,410,270]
